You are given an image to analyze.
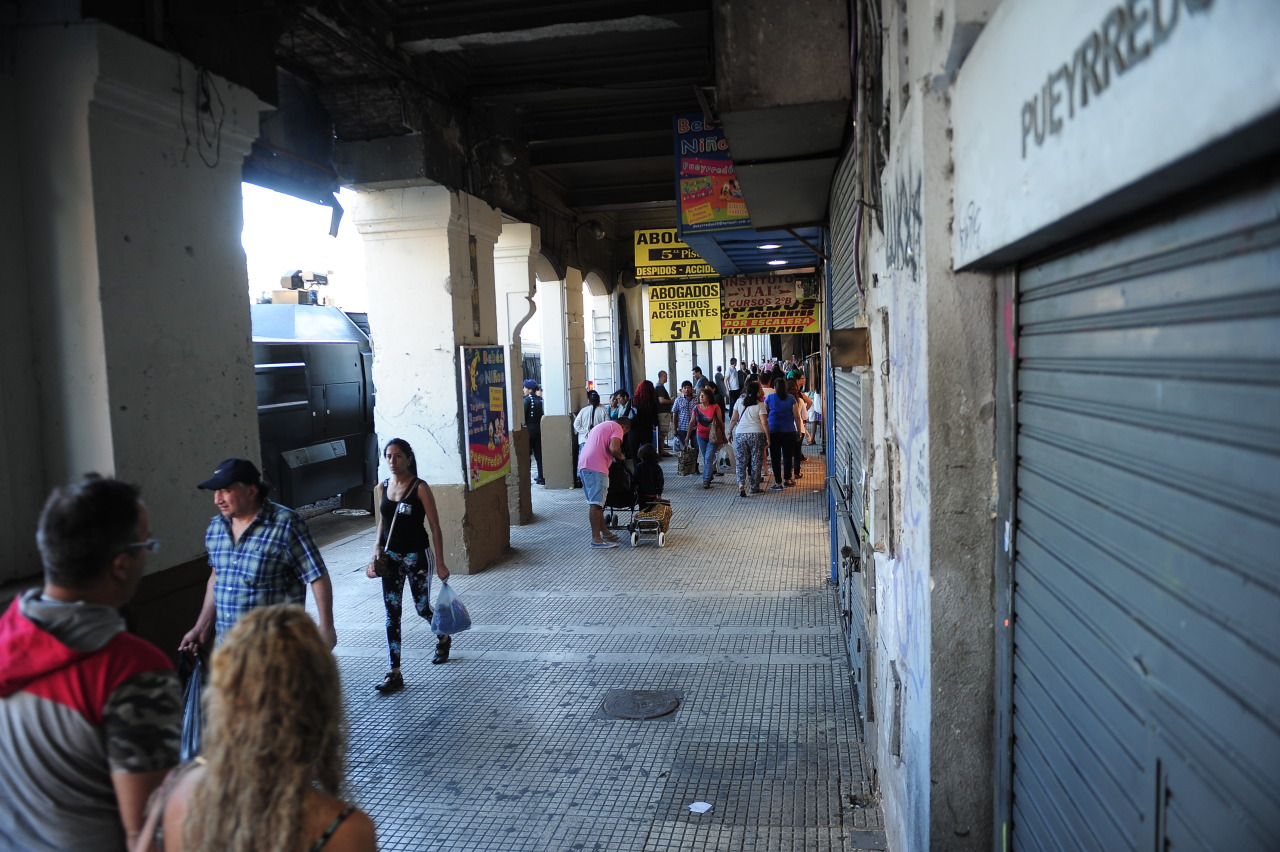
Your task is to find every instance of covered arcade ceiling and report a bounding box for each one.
[76,0,850,282]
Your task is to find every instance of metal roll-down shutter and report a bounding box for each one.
[828,147,872,713]
[1009,173,1280,850]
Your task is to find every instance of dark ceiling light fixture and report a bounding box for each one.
[581,219,606,240]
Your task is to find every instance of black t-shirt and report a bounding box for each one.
[380,479,430,553]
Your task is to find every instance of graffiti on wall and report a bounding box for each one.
[884,170,923,274]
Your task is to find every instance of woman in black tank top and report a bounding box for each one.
[371,438,452,694]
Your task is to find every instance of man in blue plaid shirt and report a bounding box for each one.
[179,458,336,651]
[670,380,697,454]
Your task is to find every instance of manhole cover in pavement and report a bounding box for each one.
[601,689,681,720]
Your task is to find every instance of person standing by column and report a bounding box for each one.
[523,379,545,485]
[181,459,336,653]
[655,370,674,456]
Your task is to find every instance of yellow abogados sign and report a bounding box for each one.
[648,281,722,342]
[633,229,717,279]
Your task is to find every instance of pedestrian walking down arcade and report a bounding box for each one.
[370,438,451,694]
[730,378,769,496]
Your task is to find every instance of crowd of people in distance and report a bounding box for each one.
[664,357,820,496]
[572,356,821,545]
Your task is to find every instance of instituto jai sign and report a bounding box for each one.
[722,274,817,309]
[634,229,718,279]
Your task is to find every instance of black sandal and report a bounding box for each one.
[432,635,452,665]
[374,670,403,693]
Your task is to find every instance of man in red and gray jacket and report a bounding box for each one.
[0,476,181,852]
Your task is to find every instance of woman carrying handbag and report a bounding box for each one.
[369,438,451,694]
[688,386,726,489]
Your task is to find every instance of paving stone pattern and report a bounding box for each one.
[320,451,888,851]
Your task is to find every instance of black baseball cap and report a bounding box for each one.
[198,458,261,490]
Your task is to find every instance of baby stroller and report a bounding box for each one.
[602,461,638,532]
[602,461,671,547]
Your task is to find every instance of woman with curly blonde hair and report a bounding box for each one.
[135,605,376,852]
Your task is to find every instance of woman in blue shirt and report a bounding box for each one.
[765,378,803,490]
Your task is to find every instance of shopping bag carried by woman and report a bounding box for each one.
[677,444,698,476]
[430,580,473,635]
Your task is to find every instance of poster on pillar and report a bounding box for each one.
[648,281,723,343]
[460,345,511,490]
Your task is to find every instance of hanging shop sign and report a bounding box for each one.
[634,229,718,279]
[722,274,819,309]
[721,298,822,336]
[673,114,753,235]
[648,281,723,343]
[460,345,511,490]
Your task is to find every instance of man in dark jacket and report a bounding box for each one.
[524,379,545,484]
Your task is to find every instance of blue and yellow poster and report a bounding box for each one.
[461,345,510,490]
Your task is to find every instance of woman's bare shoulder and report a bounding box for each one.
[307,792,377,851]
[313,796,377,852]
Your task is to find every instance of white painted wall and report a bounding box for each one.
[867,97,934,852]
[535,274,570,417]
[6,22,260,581]
[495,222,540,430]
[353,187,502,486]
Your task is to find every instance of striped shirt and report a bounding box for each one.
[206,501,327,638]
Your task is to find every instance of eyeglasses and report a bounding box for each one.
[124,538,162,553]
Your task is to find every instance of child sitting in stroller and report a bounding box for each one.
[631,443,672,546]
[633,443,666,508]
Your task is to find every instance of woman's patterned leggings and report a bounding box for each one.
[381,550,439,669]
[734,433,767,490]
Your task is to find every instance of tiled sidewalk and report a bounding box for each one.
[320,452,887,851]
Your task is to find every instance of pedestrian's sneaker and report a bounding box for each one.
[769,484,784,491]
[590,540,619,549]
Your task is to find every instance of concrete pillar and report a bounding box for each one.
[352,187,509,574]
[533,266,582,490]
[2,21,260,595]
[564,268,587,410]
[495,223,539,524]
